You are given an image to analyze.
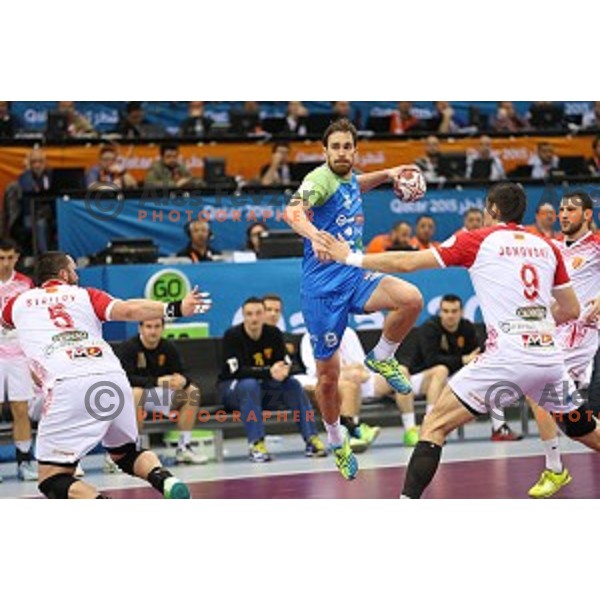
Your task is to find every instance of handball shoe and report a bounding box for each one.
[365,352,412,394]
[528,469,572,499]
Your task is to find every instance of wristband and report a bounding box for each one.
[346,252,364,268]
[164,300,183,319]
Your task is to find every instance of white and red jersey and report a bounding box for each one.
[1,279,124,389]
[432,223,571,364]
[0,271,34,358]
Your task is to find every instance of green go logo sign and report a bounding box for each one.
[144,270,191,303]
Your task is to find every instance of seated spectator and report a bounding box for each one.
[524,201,563,240]
[416,135,443,182]
[144,143,195,189]
[217,297,326,463]
[582,101,600,130]
[528,142,559,179]
[588,135,600,176]
[115,101,164,139]
[332,101,359,127]
[403,294,521,441]
[390,101,421,134]
[246,222,269,255]
[282,101,308,136]
[229,101,263,135]
[85,145,138,190]
[367,221,415,254]
[177,220,220,262]
[56,101,96,137]
[528,101,565,131]
[179,101,213,137]
[459,208,484,234]
[18,148,52,193]
[491,101,529,133]
[429,101,463,134]
[410,215,439,250]
[116,318,208,465]
[466,135,506,181]
[300,326,420,447]
[260,143,292,186]
[0,101,20,139]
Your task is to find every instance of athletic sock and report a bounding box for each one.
[341,415,359,437]
[147,467,174,494]
[490,412,506,433]
[372,335,400,361]
[402,441,443,499]
[178,431,192,450]
[324,418,345,447]
[402,412,416,431]
[15,440,33,464]
[543,437,563,474]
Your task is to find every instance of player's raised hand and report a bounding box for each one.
[387,164,421,182]
[583,296,600,325]
[311,232,332,263]
[317,231,352,263]
[182,286,213,317]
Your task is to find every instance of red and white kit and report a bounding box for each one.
[552,232,600,385]
[0,271,34,402]
[2,280,138,464]
[431,223,577,415]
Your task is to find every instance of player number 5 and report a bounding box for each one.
[48,304,75,329]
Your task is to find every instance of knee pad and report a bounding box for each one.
[553,405,597,438]
[106,442,144,475]
[38,473,78,499]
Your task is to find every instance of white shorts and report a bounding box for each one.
[559,324,599,386]
[35,372,138,464]
[141,386,177,417]
[450,354,578,415]
[0,356,34,402]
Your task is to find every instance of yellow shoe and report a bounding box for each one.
[403,427,420,447]
[331,435,358,481]
[528,468,572,499]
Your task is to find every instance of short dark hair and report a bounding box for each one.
[441,294,463,308]
[485,182,527,224]
[562,190,594,212]
[160,143,179,156]
[416,214,435,226]
[139,318,165,327]
[262,294,283,306]
[464,208,483,218]
[272,142,290,153]
[126,101,143,114]
[99,144,117,157]
[243,297,265,309]
[322,118,357,148]
[35,252,71,285]
[0,238,19,253]
[392,220,411,231]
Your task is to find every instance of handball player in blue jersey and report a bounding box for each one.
[286,119,423,480]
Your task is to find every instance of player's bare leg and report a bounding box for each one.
[527,398,572,498]
[10,400,37,481]
[401,385,476,498]
[364,277,423,394]
[316,353,358,480]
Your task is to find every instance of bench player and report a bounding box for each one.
[320,182,600,498]
[2,252,210,499]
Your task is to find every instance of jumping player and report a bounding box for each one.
[286,119,423,480]
[0,239,37,482]
[321,182,600,498]
[1,252,210,499]
[527,190,600,498]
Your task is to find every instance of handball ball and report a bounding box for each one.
[393,168,427,202]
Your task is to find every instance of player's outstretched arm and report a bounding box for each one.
[109,287,211,322]
[357,165,418,193]
[551,285,580,325]
[317,231,439,273]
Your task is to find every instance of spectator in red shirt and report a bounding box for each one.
[524,202,563,240]
[390,102,420,134]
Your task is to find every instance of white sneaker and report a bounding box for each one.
[103,454,122,474]
[175,445,208,465]
[75,463,85,478]
[17,461,38,481]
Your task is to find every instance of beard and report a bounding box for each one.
[328,158,353,177]
[561,219,585,237]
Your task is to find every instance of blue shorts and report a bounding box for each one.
[302,270,384,360]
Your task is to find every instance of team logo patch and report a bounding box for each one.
[571,256,585,270]
[522,334,555,348]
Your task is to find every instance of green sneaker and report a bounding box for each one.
[354,423,381,447]
[349,436,369,454]
[331,435,358,481]
[163,477,191,499]
[365,351,412,394]
[403,427,420,447]
[528,468,572,499]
